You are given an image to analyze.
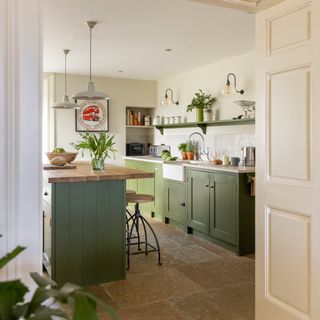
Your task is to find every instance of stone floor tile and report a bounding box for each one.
[118,301,185,320]
[169,282,255,320]
[101,268,204,309]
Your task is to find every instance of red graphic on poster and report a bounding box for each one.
[82,106,100,122]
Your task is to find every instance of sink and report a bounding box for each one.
[163,163,185,182]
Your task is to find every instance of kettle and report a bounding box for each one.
[242,146,255,167]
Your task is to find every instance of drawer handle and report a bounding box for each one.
[180,203,186,207]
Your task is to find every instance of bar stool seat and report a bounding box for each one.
[126,193,161,270]
[126,193,154,204]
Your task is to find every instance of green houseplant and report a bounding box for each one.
[72,132,117,171]
[185,141,196,160]
[178,143,188,160]
[0,245,119,320]
[187,89,217,122]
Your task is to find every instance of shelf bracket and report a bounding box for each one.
[197,123,207,134]
[155,126,164,135]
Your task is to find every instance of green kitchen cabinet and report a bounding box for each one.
[51,180,126,287]
[186,168,255,255]
[125,160,165,221]
[165,180,187,226]
[209,173,237,246]
[125,160,138,192]
[187,170,210,235]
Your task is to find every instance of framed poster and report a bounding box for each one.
[75,99,109,132]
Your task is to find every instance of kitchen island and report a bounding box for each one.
[43,162,154,287]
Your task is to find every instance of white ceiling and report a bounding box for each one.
[43,0,255,80]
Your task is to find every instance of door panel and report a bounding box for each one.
[165,180,187,225]
[256,0,319,319]
[210,173,236,245]
[187,170,210,234]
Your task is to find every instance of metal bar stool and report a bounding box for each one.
[126,193,162,270]
[126,190,140,250]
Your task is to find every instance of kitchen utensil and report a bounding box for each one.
[242,146,255,166]
[230,157,240,166]
[150,145,171,157]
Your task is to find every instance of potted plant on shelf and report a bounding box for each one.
[187,89,217,122]
[185,141,196,160]
[178,142,188,160]
[72,132,117,171]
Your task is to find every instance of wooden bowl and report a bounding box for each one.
[46,152,78,163]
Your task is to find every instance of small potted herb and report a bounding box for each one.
[72,132,117,171]
[187,89,217,122]
[185,141,196,160]
[178,142,188,160]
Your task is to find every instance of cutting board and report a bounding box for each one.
[43,164,77,170]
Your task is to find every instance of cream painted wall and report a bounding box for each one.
[153,51,256,159]
[53,74,157,164]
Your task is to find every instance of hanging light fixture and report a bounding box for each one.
[51,49,79,109]
[161,88,179,106]
[72,21,109,100]
[221,73,244,97]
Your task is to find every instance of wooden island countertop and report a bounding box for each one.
[43,162,154,183]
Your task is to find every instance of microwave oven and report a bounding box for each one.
[126,143,145,156]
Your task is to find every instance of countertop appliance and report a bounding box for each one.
[150,144,170,157]
[242,146,255,166]
[126,143,145,156]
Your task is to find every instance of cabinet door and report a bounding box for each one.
[137,163,156,216]
[210,173,237,245]
[43,200,52,262]
[165,180,186,225]
[187,170,210,234]
[125,160,138,192]
[153,164,164,220]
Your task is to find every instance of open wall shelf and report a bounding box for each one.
[155,118,255,135]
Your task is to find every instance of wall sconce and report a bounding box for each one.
[221,73,244,97]
[162,88,179,106]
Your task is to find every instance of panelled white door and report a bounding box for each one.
[256,0,320,319]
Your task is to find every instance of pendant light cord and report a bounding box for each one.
[89,26,92,83]
[64,51,67,94]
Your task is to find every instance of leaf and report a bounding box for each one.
[0,280,29,319]
[60,283,82,296]
[72,292,98,320]
[26,287,66,317]
[30,272,57,288]
[28,305,68,320]
[0,246,26,269]
[74,291,120,320]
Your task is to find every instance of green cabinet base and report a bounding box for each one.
[51,180,126,287]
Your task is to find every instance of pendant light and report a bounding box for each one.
[72,21,109,100]
[51,49,79,109]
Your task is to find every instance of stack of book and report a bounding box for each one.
[126,110,144,126]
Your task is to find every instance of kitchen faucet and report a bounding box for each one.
[188,132,210,161]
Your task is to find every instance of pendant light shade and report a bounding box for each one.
[52,49,79,109]
[72,21,109,101]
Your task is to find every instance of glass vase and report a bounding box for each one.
[91,156,105,171]
[196,109,204,122]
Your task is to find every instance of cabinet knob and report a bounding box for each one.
[205,184,209,188]
[210,186,215,189]
[44,191,48,196]
[180,203,186,207]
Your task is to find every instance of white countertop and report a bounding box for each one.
[123,156,255,174]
